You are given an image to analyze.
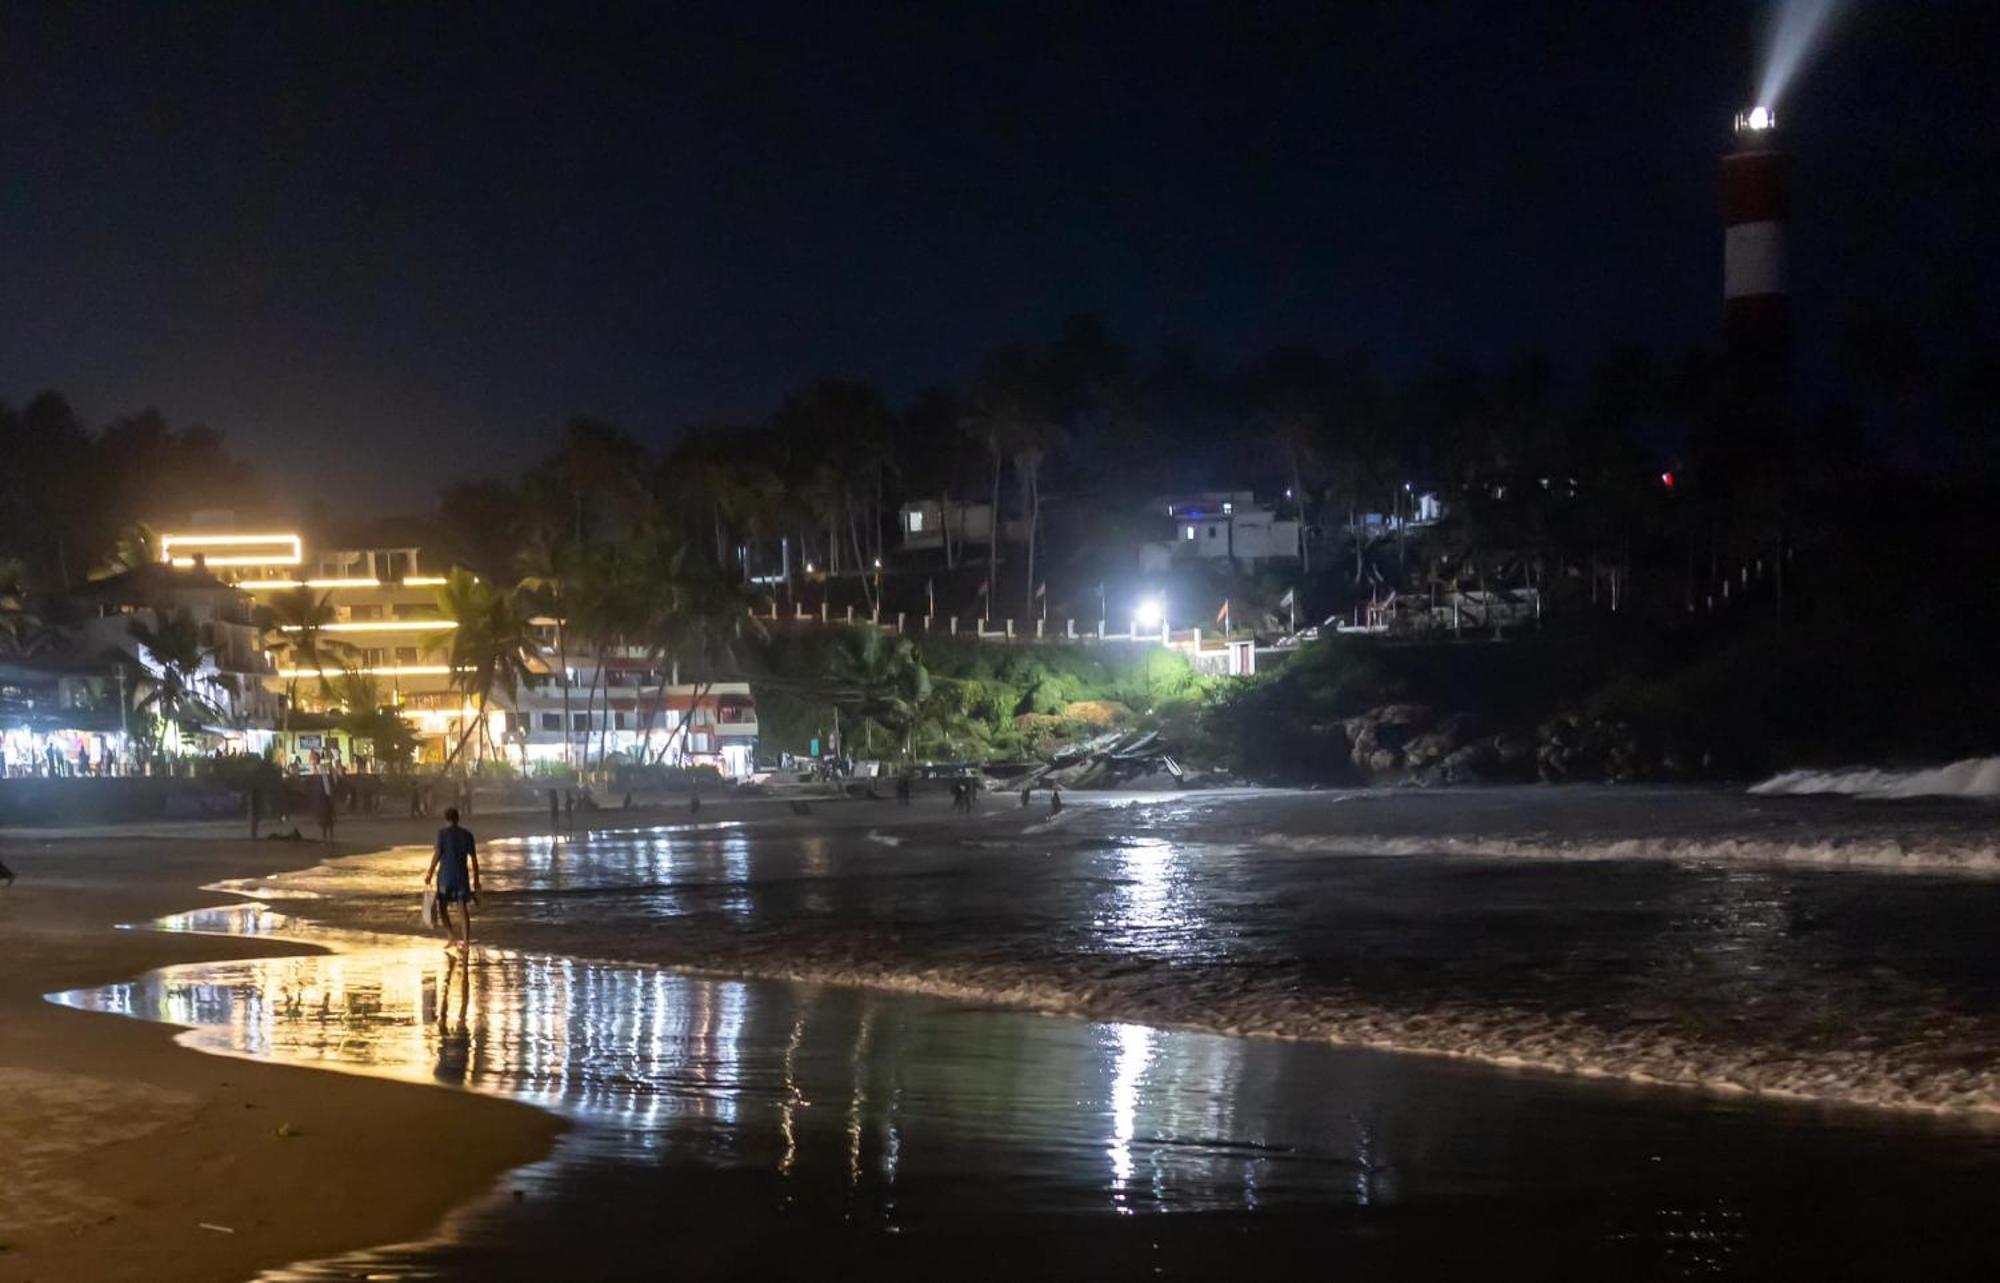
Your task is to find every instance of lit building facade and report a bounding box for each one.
[516,629,759,777]
[161,531,481,761]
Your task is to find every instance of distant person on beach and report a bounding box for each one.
[896,773,911,805]
[1,857,14,886]
[424,806,481,951]
[548,787,560,834]
[1049,785,1063,815]
[316,780,337,841]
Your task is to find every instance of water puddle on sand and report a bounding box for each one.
[49,902,2000,1280]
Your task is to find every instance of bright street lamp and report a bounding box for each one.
[1133,596,1164,631]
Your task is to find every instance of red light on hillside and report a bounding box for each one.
[1660,471,1676,490]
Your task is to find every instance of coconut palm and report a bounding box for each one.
[92,523,163,579]
[427,569,539,767]
[517,529,580,768]
[818,628,931,759]
[639,542,763,766]
[127,610,219,741]
[262,586,343,732]
[0,558,50,658]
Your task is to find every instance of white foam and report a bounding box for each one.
[1751,757,2000,801]
[636,947,2000,1119]
[1245,830,2000,876]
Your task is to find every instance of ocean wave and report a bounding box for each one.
[582,940,2000,1119]
[1247,831,2000,875]
[1751,758,2000,801]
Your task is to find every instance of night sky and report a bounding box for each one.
[3,2,1994,512]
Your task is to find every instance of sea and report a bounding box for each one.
[51,778,2000,1279]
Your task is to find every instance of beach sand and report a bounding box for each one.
[0,803,725,1283]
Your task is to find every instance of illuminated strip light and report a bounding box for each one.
[276,665,462,678]
[241,575,451,591]
[161,532,303,567]
[170,554,302,568]
[277,620,456,633]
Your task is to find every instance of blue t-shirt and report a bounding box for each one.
[435,824,476,893]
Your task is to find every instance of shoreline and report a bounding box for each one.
[0,802,750,1283]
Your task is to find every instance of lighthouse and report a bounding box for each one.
[1722,106,1790,377]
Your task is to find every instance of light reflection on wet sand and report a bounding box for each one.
[51,901,2000,1280]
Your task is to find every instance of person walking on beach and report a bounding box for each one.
[548,787,560,835]
[424,806,481,951]
[316,777,337,842]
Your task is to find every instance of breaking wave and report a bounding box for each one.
[1248,831,2000,875]
[1751,757,2000,802]
[489,934,2000,1119]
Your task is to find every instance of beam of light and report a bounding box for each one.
[1757,0,1850,110]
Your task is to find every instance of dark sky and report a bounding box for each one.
[3,1,1995,513]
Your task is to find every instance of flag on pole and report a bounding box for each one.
[1278,587,1295,608]
[1034,582,1046,598]
[1215,598,1230,630]
[976,579,989,597]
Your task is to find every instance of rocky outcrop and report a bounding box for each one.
[1329,703,1696,786]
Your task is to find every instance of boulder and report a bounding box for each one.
[1402,731,1457,769]
[1362,748,1403,775]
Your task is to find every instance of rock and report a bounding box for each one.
[1363,748,1403,775]
[1403,731,1457,769]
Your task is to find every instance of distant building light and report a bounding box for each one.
[1661,471,1676,490]
[276,664,459,678]
[1222,501,1233,515]
[278,620,456,633]
[161,532,303,568]
[907,511,925,532]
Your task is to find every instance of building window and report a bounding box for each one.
[540,713,561,731]
[907,510,925,532]
[395,647,418,663]
[1207,526,1220,539]
[1181,525,1195,541]
[349,603,383,621]
[571,713,589,732]
[615,712,629,730]
[364,648,386,665]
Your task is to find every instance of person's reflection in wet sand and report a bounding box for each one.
[434,952,473,1087]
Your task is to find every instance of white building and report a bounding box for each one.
[160,529,472,758]
[898,500,1027,553]
[513,640,760,778]
[1139,492,1301,571]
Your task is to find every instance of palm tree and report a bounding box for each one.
[0,558,49,658]
[92,523,162,579]
[127,610,218,751]
[818,628,931,760]
[517,529,580,768]
[966,346,1056,617]
[427,569,539,767]
[641,546,763,767]
[262,586,342,733]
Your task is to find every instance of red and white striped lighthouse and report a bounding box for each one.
[1722,106,1790,371]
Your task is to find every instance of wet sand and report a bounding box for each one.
[0,801,774,1283]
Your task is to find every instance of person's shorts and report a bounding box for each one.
[436,884,474,905]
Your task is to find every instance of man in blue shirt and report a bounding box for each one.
[424,807,481,951]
